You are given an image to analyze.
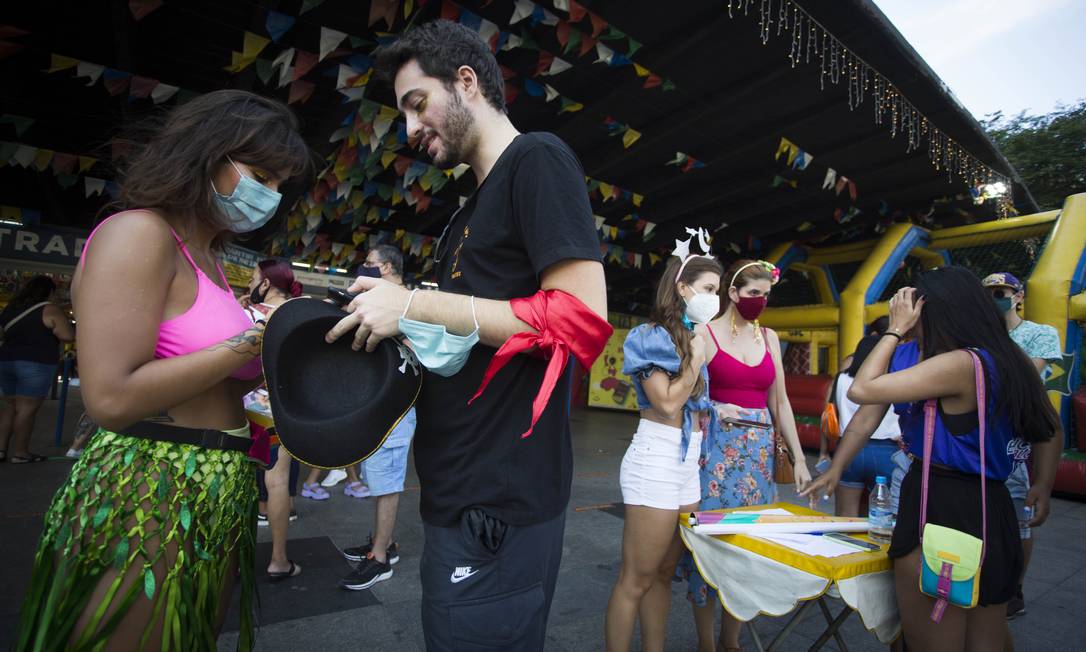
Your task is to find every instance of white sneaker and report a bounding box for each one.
[321,468,349,487]
[65,448,82,459]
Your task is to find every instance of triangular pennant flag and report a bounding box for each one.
[786,143,800,166]
[594,215,606,230]
[46,54,79,74]
[775,137,794,161]
[536,51,554,76]
[300,0,326,13]
[102,69,132,95]
[78,155,97,173]
[600,26,626,41]
[293,50,318,80]
[265,10,295,42]
[799,152,814,170]
[553,0,570,12]
[369,0,400,29]
[243,32,271,59]
[666,152,687,166]
[622,128,641,148]
[848,180,858,201]
[835,176,848,196]
[510,0,534,24]
[12,145,36,167]
[643,74,662,89]
[319,27,347,61]
[255,58,274,84]
[790,148,806,169]
[75,61,105,85]
[644,222,656,239]
[33,148,54,171]
[51,152,76,175]
[558,97,583,113]
[523,78,544,97]
[542,56,573,77]
[224,52,257,73]
[595,42,614,64]
[632,193,644,207]
[129,0,163,20]
[84,177,106,198]
[0,41,24,61]
[822,167,836,190]
[0,115,34,136]
[478,18,500,43]
[589,12,607,38]
[502,33,523,51]
[633,63,650,78]
[570,1,589,22]
[288,80,316,104]
[128,75,158,99]
[627,37,642,56]
[543,84,560,102]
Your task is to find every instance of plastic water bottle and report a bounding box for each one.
[868,475,893,544]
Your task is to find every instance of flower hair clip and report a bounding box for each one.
[728,259,780,290]
[672,227,715,280]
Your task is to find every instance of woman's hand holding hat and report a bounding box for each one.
[325,275,410,352]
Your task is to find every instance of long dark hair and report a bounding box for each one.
[5,276,55,316]
[914,266,1058,443]
[650,256,723,397]
[257,259,302,298]
[845,335,879,377]
[116,90,313,248]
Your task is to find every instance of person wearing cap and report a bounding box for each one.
[982,272,1062,621]
[339,244,417,591]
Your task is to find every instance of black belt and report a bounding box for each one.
[120,421,251,453]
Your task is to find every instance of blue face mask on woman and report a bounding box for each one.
[398,290,479,377]
[212,157,282,233]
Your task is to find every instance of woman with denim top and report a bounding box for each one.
[605,253,722,652]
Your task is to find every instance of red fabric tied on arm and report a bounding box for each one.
[469,289,613,438]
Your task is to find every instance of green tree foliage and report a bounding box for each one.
[983,101,1086,210]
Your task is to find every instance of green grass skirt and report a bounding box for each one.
[14,429,257,651]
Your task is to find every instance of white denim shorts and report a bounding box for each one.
[619,419,703,510]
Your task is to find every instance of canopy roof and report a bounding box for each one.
[0,0,1033,312]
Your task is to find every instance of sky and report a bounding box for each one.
[874,0,1085,122]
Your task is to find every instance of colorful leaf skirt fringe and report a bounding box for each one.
[14,429,257,651]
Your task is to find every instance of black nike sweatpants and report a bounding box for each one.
[420,508,566,651]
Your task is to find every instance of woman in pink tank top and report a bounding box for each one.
[680,259,813,652]
[14,91,311,652]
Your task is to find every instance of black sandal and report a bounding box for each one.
[9,453,47,464]
[268,560,301,581]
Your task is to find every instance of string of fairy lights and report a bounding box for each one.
[725,0,1014,216]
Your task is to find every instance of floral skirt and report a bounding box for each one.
[678,406,777,607]
[14,429,257,651]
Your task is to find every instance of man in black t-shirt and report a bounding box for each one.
[325,20,607,650]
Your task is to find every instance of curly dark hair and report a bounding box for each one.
[115,90,313,249]
[374,19,506,112]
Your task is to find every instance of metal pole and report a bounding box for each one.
[53,356,72,447]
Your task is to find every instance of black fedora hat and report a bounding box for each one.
[261,298,421,469]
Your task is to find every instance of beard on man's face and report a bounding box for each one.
[430,91,475,169]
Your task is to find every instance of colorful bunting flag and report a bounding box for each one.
[265,10,295,42]
[75,61,105,85]
[319,27,347,61]
[370,0,400,29]
[128,0,162,21]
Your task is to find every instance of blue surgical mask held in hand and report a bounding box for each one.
[398,289,480,377]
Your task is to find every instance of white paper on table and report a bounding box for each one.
[755,533,863,558]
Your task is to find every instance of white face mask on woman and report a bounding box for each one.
[684,291,720,324]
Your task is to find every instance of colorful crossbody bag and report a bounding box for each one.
[918,348,987,622]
